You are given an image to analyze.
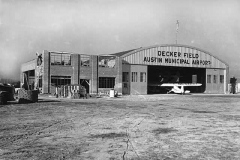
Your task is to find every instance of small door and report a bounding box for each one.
[122,82,130,95]
[80,79,90,93]
[122,72,130,95]
[192,75,197,83]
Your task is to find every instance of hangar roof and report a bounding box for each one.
[111,44,228,69]
[111,49,138,57]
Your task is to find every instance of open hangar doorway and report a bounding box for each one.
[147,66,206,94]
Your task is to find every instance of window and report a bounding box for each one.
[207,75,211,83]
[132,72,138,82]
[51,53,71,66]
[220,75,224,83]
[81,55,90,67]
[213,75,217,83]
[99,56,116,68]
[99,77,115,88]
[29,70,35,76]
[123,72,129,82]
[140,72,146,82]
[38,76,42,88]
[51,76,71,86]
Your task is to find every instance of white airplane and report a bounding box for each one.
[149,72,202,94]
[160,83,202,94]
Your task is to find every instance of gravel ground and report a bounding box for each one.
[0,94,240,160]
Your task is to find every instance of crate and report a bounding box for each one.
[18,89,38,103]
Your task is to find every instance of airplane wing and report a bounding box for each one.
[160,83,202,87]
[148,83,202,87]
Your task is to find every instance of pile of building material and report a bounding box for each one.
[18,89,38,103]
[56,84,87,99]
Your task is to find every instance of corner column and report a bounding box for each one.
[91,55,98,94]
[42,50,50,93]
[115,57,122,95]
[72,54,79,85]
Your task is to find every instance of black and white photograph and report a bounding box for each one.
[0,0,240,159]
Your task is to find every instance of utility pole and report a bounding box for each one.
[176,20,179,44]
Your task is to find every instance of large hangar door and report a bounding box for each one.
[147,66,206,94]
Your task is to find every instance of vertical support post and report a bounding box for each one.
[42,50,50,94]
[91,55,98,94]
[176,20,179,44]
[176,31,178,44]
[72,54,79,85]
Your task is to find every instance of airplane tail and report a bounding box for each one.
[180,86,184,94]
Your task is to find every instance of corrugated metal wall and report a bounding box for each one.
[122,45,227,69]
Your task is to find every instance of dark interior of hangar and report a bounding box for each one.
[147,66,206,94]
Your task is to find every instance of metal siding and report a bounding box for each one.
[178,46,182,67]
[169,46,175,67]
[123,45,227,69]
[197,50,201,68]
[176,46,180,67]
[146,49,151,65]
[132,52,134,64]
[216,58,220,68]
[136,49,139,64]
[193,49,197,68]
[149,49,153,65]
[188,47,192,67]
[150,48,153,65]
[134,52,137,64]
[144,49,148,65]
[216,60,220,68]
[145,49,148,65]
[211,56,215,68]
[142,50,146,65]
[134,51,137,64]
[154,47,157,65]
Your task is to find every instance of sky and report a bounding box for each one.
[0,0,240,80]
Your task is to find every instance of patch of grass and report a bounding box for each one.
[89,132,127,139]
[152,127,177,135]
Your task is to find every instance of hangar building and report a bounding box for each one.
[21,44,229,95]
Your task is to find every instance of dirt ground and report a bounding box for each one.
[0,94,240,160]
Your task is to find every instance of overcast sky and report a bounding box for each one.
[0,0,240,80]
